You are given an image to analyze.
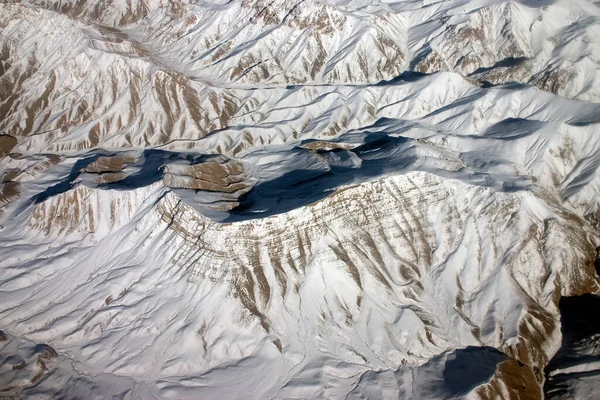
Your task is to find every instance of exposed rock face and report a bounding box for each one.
[0,331,60,398]
[1,0,600,398]
[1,0,600,155]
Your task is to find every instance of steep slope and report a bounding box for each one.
[2,0,600,156]
[1,0,600,398]
[1,172,599,398]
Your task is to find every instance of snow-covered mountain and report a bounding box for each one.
[1,0,600,398]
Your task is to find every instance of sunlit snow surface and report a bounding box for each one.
[1,0,600,398]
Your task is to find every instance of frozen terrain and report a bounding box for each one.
[1,0,600,398]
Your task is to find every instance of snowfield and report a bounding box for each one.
[1,0,600,399]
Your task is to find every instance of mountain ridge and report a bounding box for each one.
[1,0,600,398]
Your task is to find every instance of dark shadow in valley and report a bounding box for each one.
[443,346,508,396]
[469,57,530,76]
[31,154,101,204]
[375,71,429,86]
[482,118,544,140]
[515,0,557,7]
[225,135,418,222]
[21,128,534,223]
[349,345,507,398]
[544,294,600,399]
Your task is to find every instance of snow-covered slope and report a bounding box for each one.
[1,0,600,399]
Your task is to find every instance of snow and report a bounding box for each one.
[1,0,600,398]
